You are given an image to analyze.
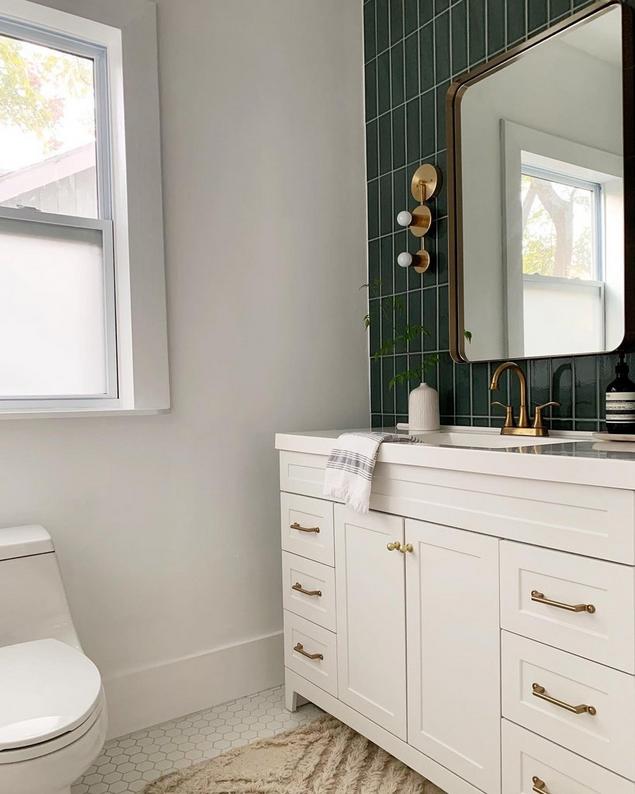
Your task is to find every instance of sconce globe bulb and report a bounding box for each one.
[397,210,412,227]
[397,252,413,268]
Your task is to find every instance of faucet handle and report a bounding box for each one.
[533,401,560,430]
[491,401,514,429]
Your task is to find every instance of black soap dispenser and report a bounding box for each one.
[606,353,635,434]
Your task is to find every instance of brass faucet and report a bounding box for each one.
[489,361,559,437]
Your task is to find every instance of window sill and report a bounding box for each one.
[0,407,170,420]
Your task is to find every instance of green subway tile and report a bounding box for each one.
[408,289,423,353]
[423,355,437,389]
[394,230,409,292]
[487,0,505,55]
[405,0,418,35]
[371,414,383,428]
[473,417,489,427]
[380,235,393,295]
[573,0,592,6]
[468,0,486,65]
[435,0,449,12]
[423,288,437,350]
[392,105,406,169]
[438,353,454,416]
[575,419,599,433]
[451,2,467,76]
[438,285,449,349]
[390,0,404,44]
[392,167,408,219]
[368,239,380,298]
[435,12,450,83]
[435,148,448,218]
[370,357,382,412]
[391,42,405,107]
[405,32,420,100]
[574,356,597,419]
[419,22,435,93]
[551,419,573,431]
[365,59,377,121]
[421,90,435,158]
[379,173,393,235]
[394,301,408,354]
[436,216,448,284]
[435,83,448,156]
[528,0,548,33]
[369,298,381,355]
[379,112,392,175]
[406,97,421,163]
[382,413,396,428]
[381,295,395,352]
[382,356,396,412]
[368,179,379,238]
[507,0,525,45]
[421,221,437,289]
[550,0,570,21]
[377,51,391,116]
[552,358,573,418]
[395,354,409,412]
[376,0,390,52]
[472,362,490,416]
[364,0,377,60]
[598,354,616,420]
[529,358,550,407]
[366,120,379,180]
[455,363,471,415]
[419,0,433,25]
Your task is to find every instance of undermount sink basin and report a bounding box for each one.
[408,431,570,450]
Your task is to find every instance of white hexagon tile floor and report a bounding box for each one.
[73,686,323,794]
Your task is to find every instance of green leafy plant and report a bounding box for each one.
[363,281,438,390]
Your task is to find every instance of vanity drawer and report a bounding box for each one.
[502,719,635,794]
[280,492,334,566]
[502,632,635,780]
[500,541,635,673]
[284,611,337,697]
[282,552,336,631]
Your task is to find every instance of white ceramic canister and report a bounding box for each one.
[408,382,440,431]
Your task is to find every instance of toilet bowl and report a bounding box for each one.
[0,526,107,794]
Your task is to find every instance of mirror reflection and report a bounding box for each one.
[458,5,623,360]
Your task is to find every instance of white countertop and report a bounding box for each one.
[275,427,635,490]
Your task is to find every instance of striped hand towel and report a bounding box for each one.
[323,431,414,513]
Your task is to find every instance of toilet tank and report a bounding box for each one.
[0,525,80,649]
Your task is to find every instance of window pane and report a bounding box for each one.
[521,173,595,280]
[0,35,97,218]
[0,219,108,397]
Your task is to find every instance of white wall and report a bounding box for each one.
[0,0,368,737]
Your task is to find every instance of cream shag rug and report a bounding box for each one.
[144,715,446,793]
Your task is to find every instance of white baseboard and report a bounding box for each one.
[104,631,284,738]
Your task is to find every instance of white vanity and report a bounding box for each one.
[276,428,635,794]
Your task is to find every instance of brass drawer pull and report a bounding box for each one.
[293,642,323,661]
[386,540,400,551]
[290,521,320,534]
[531,590,596,614]
[291,582,322,597]
[532,683,597,715]
[532,776,549,793]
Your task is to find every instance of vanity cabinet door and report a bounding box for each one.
[405,519,500,794]
[334,506,407,740]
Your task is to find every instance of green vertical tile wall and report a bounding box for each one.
[365,0,633,430]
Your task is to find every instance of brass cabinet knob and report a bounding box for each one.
[399,543,414,554]
[386,541,401,551]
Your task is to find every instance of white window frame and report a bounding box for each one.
[0,0,134,414]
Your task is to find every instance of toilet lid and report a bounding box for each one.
[0,639,102,750]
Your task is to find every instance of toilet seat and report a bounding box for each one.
[0,639,102,754]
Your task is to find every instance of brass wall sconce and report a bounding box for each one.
[396,163,442,274]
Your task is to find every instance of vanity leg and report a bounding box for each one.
[284,674,308,712]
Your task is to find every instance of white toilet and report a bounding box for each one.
[0,525,107,794]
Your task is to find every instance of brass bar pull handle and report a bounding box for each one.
[532,683,597,715]
[290,522,320,534]
[293,642,323,661]
[291,582,322,597]
[532,776,549,793]
[531,590,596,614]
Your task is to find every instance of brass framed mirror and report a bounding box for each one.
[447,0,635,363]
